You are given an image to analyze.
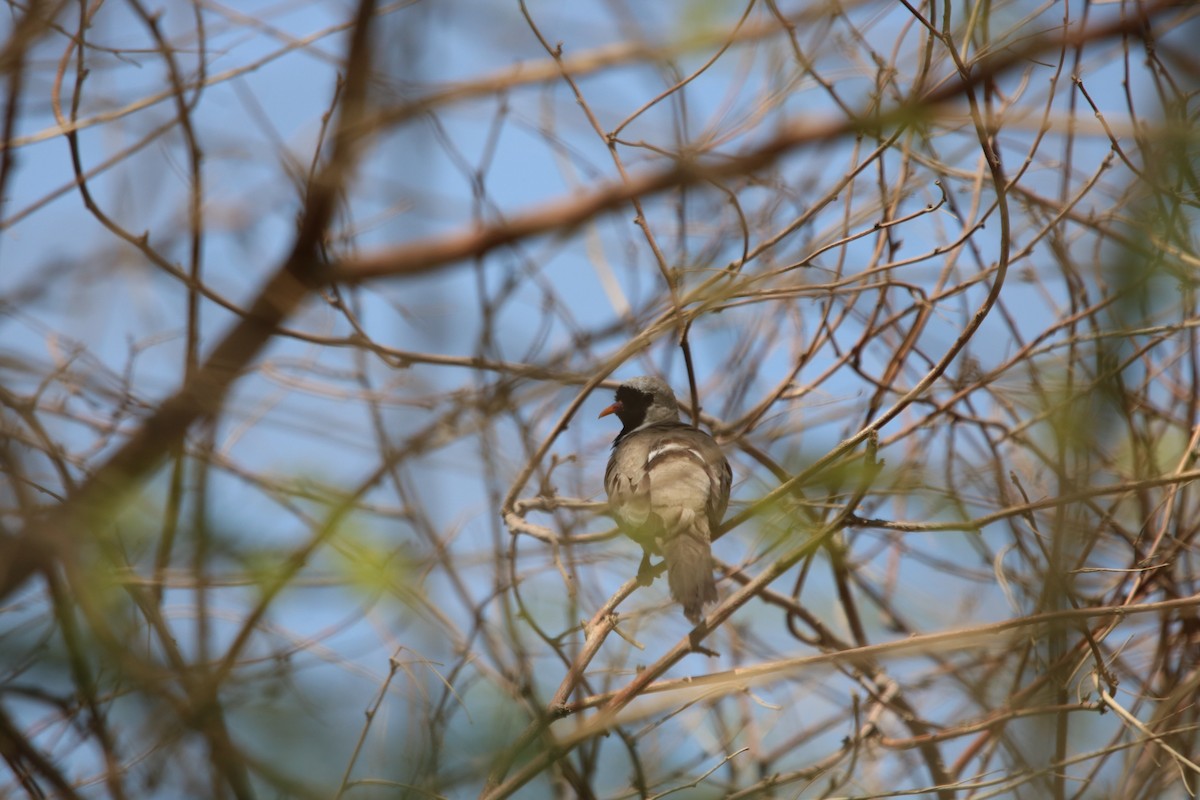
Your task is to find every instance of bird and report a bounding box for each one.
[600,376,731,623]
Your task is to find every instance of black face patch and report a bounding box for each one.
[612,384,653,429]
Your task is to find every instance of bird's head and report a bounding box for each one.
[599,376,680,438]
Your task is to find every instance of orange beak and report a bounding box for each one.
[598,401,622,419]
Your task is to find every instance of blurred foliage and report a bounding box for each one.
[1,1,1199,799]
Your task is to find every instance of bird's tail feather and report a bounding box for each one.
[663,518,717,623]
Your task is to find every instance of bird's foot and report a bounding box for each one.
[688,629,719,658]
[636,551,658,586]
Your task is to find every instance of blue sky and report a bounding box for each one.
[2,0,1195,796]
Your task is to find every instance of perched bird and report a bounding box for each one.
[600,376,731,623]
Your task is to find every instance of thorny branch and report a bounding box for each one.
[1,1,1198,798]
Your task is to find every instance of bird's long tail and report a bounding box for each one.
[663,516,717,623]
